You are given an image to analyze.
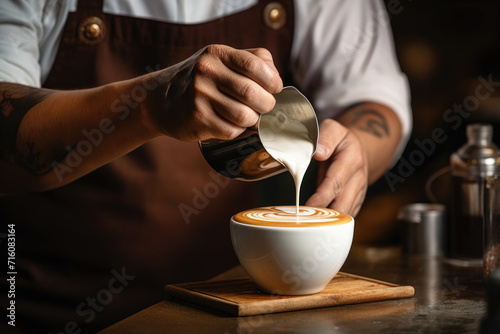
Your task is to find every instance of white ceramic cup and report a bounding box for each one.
[230,206,354,295]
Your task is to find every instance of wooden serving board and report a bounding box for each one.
[165,272,415,316]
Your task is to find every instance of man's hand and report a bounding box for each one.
[305,119,368,216]
[306,103,403,217]
[0,44,283,193]
[146,44,283,142]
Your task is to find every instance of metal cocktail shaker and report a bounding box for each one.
[450,124,500,267]
[199,86,319,181]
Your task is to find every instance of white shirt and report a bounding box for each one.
[0,0,412,157]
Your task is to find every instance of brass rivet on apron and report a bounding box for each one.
[263,2,286,30]
[78,16,105,45]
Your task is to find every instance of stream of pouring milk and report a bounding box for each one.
[259,115,315,215]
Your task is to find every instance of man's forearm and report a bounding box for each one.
[0,45,284,194]
[0,75,159,194]
[336,102,403,185]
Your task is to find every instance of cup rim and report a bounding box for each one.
[230,205,352,228]
[230,218,354,230]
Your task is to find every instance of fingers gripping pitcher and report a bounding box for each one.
[199,86,319,183]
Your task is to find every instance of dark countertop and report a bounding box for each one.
[98,246,487,334]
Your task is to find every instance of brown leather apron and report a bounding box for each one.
[0,0,294,332]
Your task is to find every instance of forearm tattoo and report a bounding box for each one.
[0,83,55,175]
[349,109,390,138]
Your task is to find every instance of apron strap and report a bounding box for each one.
[76,0,104,12]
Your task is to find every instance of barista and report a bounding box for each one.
[0,0,411,332]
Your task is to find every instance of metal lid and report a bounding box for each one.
[451,124,500,177]
[398,203,446,223]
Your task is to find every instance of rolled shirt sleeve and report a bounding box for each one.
[0,0,43,86]
[0,0,72,87]
[291,0,412,160]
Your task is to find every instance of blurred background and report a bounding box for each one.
[353,0,500,244]
[258,0,500,246]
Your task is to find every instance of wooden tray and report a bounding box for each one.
[165,272,415,316]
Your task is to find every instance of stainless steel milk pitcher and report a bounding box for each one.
[199,86,319,181]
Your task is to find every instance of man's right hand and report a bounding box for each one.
[144,44,283,142]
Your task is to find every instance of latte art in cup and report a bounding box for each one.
[230,205,354,295]
[233,206,352,227]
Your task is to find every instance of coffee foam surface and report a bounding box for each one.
[232,206,352,227]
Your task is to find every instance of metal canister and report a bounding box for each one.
[400,203,447,256]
